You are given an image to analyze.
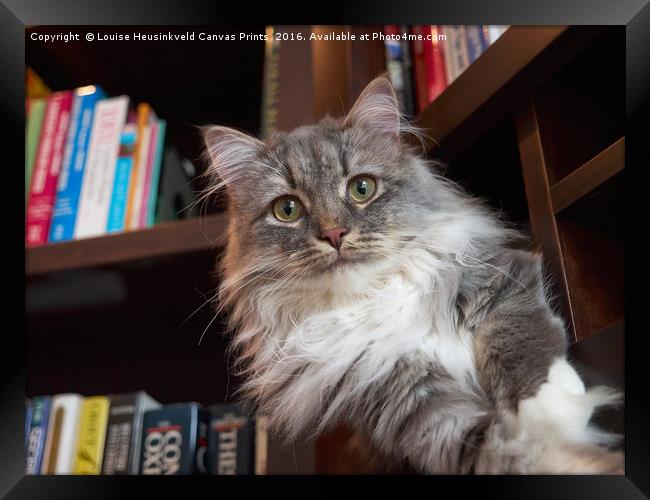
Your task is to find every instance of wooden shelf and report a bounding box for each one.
[26,213,228,276]
[550,137,624,213]
[416,26,603,161]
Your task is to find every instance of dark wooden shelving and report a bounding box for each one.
[26,213,228,276]
[415,26,603,162]
[550,137,624,213]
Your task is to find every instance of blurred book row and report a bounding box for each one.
[25,68,197,248]
[25,392,268,475]
[382,25,509,115]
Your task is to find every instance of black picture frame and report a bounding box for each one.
[2,0,648,497]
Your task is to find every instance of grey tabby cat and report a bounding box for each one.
[202,77,623,474]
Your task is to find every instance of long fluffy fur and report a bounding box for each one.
[203,77,623,474]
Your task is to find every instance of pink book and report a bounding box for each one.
[26,91,73,247]
[138,118,158,228]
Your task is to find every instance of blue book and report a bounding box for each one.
[25,399,33,448]
[140,403,209,475]
[25,396,51,474]
[146,120,166,228]
[107,123,137,233]
[464,26,486,63]
[49,85,106,243]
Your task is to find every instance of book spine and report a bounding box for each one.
[410,26,429,114]
[383,25,407,113]
[254,415,269,475]
[125,103,151,230]
[49,87,105,243]
[25,98,47,202]
[74,96,129,239]
[128,124,151,229]
[41,394,83,474]
[430,26,448,101]
[26,396,51,474]
[141,404,199,475]
[101,402,135,474]
[106,123,137,233]
[26,91,73,247]
[74,396,110,474]
[398,26,416,117]
[443,26,470,83]
[138,120,159,228]
[260,26,281,141]
[146,120,166,227]
[464,25,484,63]
[207,404,254,475]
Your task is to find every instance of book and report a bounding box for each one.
[138,118,167,228]
[140,403,208,475]
[260,26,281,141]
[49,85,106,243]
[74,95,129,239]
[41,393,83,474]
[101,391,160,475]
[464,25,488,63]
[398,26,416,117]
[429,26,449,102]
[74,396,110,474]
[26,67,51,99]
[106,122,137,233]
[411,25,430,114]
[254,415,269,475]
[26,396,51,474]
[25,399,33,447]
[487,25,509,44]
[125,103,152,230]
[145,120,167,227]
[25,98,47,201]
[206,403,255,475]
[26,90,73,247]
[383,25,408,114]
[442,25,470,84]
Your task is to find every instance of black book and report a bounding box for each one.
[102,391,160,475]
[207,402,255,475]
[140,403,209,475]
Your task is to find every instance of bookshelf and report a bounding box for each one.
[26,25,624,474]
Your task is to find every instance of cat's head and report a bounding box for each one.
[202,77,460,294]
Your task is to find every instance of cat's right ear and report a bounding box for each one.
[202,125,267,190]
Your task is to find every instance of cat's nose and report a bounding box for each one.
[319,227,348,250]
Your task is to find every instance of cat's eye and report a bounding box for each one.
[272,196,304,222]
[348,175,377,203]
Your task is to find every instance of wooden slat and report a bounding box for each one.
[26,213,228,276]
[416,26,603,162]
[551,137,625,213]
[514,97,576,340]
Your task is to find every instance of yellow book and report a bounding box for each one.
[73,396,110,474]
[26,67,51,99]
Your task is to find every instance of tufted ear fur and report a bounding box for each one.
[202,125,269,191]
[343,76,401,141]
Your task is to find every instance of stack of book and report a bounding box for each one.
[25,392,269,475]
[383,25,509,115]
[25,71,197,248]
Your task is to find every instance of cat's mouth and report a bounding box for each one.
[318,252,367,272]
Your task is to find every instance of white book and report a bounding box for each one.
[40,394,83,474]
[127,123,151,230]
[443,26,470,84]
[74,95,129,239]
[488,25,509,44]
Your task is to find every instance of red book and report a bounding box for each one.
[26,90,73,247]
[430,26,448,102]
[410,26,430,114]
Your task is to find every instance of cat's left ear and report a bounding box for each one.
[343,76,401,141]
